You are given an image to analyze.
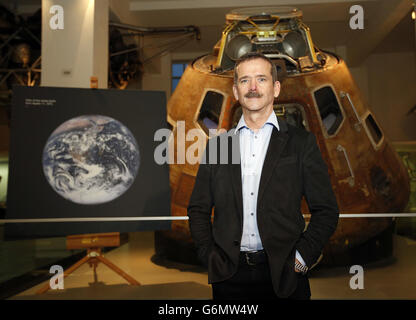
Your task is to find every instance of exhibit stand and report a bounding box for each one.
[36,232,140,294]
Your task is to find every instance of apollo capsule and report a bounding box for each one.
[155,7,410,267]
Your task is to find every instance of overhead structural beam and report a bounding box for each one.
[109,21,201,39]
[130,0,372,11]
[345,0,413,66]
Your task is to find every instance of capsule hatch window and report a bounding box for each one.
[197,90,224,134]
[273,104,309,131]
[171,62,188,92]
[313,86,344,136]
[231,103,309,131]
[364,112,383,147]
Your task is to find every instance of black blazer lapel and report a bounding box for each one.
[257,120,289,205]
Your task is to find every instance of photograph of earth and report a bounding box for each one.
[42,115,140,205]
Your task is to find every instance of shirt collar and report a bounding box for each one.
[235,110,280,133]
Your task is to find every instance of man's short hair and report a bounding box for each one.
[233,52,278,84]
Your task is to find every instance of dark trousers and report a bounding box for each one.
[212,251,311,300]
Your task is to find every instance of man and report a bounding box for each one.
[188,52,339,299]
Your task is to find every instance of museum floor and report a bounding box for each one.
[3,231,416,300]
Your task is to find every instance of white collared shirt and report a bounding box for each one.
[236,111,278,251]
[235,111,305,265]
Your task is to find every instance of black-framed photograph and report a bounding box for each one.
[5,86,171,238]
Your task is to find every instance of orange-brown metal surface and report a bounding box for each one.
[162,51,410,262]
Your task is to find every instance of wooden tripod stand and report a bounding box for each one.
[36,232,140,294]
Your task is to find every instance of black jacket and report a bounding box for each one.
[188,119,339,298]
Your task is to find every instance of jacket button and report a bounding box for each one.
[233,240,240,246]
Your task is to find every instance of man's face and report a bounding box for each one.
[233,58,280,114]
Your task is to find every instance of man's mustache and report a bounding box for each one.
[245,91,262,98]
